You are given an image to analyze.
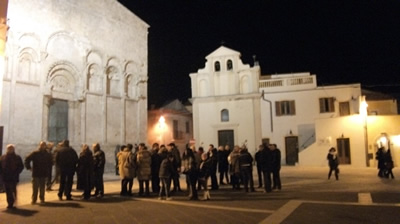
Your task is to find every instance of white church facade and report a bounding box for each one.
[190,46,400,167]
[0,0,149,163]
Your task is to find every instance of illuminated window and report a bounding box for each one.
[319,97,335,113]
[275,101,296,116]
[227,60,233,70]
[221,109,229,122]
[214,61,221,72]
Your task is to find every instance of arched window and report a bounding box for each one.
[227,59,233,70]
[214,61,221,72]
[221,109,229,122]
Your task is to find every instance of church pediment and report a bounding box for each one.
[206,46,241,60]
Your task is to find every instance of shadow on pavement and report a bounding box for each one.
[2,208,38,217]
[38,202,83,208]
[74,194,136,204]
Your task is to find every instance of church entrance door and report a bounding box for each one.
[218,130,234,150]
[48,99,68,144]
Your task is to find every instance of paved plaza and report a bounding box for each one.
[0,166,399,224]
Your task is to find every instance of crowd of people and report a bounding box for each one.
[0,140,105,209]
[0,140,282,209]
[115,142,282,201]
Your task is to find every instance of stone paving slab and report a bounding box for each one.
[281,203,400,224]
[0,166,399,224]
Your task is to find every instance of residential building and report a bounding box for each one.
[190,46,400,167]
[148,99,193,154]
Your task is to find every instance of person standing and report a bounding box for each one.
[167,143,182,192]
[158,154,174,200]
[114,144,121,175]
[182,145,198,200]
[56,140,78,200]
[255,145,264,188]
[76,144,94,200]
[327,147,339,180]
[150,143,162,194]
[207,144,219,190]
[118,145,136,196]
[198,153,212,200]
[217,145,229,185]
[93,143,106,198]
[376,147,386,178]
[25,141,53,204]
[238,147,255,192]
[270,144,282,189]
[45,142,54,191]
[51,142,62,186]
[0,144,24,209]
[384,148,394,179]
[228,145,241,190]
[137,143,152,197]
[261,144,272,193]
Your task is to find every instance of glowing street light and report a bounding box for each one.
[158,115,166,144]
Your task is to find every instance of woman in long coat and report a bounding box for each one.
[118,146,136,196]
[77,144,94,200]
[136,143,152,196]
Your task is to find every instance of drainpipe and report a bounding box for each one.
[261,90,273,132]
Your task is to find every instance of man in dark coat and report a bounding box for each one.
[217,145,229,185]
[56,139,78,200]
[207,144,219,190]
[151,143,162,194]
[93,143,106,198]
[0,144,24,209]
[238,147,255,192]
[255,145,264,188]
[270,144,281,190]
[25,141,53,204]
[260,144,272,193]
[167,143,182,192]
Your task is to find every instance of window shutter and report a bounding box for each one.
[290,100,296,115]
[275,101,282,116]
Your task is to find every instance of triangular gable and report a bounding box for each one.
[206,46,241,59]
[162,99,189,112]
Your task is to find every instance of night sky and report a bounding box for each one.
[118,0,400,107]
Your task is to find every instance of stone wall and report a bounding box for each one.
[1,0,149,157]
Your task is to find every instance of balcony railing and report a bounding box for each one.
[259,75,316,89]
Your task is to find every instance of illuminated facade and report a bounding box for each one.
[1,0,149,162]
[148,99,193,154]
[190,46,400,167]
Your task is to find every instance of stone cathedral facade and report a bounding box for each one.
[1,0,148,164]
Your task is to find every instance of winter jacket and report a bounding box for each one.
[56,146,78,174]
[77,149,94,190]
[136,149,152,180]
[118,149,136,179]
[25,149,52,178]
[159,158,174,179]
[93,149,106,173]
[228,151,240,175]
[0,152,24,182]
